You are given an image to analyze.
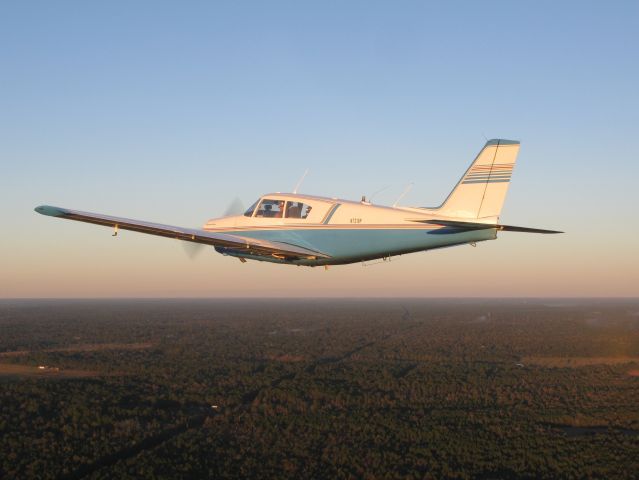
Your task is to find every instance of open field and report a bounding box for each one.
[0,363,99,378]
[1,299,638,479]
[522,356,639,367]
[0,342,154,357]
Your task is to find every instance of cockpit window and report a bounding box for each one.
[255,199,286,218]
[243,200,259,217]
[285,202,312,219]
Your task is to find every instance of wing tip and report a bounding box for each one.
[34,205,66,217]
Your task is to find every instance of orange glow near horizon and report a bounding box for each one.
[3,222,638,298]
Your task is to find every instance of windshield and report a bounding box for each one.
[244,198,315,219]
[255,199,285,218]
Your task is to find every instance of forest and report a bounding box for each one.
[1,298,638,479]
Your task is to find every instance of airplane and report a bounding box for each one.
[35,139,561,267]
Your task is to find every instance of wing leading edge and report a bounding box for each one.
[34,205,330,260]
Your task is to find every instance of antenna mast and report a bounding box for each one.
[292,169,309,194]
[393,182,414,207]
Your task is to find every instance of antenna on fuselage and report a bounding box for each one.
[292,169,309,194]
[393,182,414,207]
[369,185,390,204]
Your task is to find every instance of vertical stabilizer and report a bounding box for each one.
[436,139,520,220]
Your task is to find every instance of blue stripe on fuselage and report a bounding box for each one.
[323,204,341,224]
[218,227,497,263]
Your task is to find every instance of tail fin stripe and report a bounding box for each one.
[467,169,513,174]
[465,174,512,179]
[466,173,512,178]
[469,165,514,171]
[462,179,511,184]
[468,165,514,172]
[464,178,512,183]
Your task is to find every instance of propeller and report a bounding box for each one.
[224,197,245,217]
[181,197,245,260]
[182,241,205,259]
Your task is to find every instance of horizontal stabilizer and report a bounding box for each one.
[413,219,563,234]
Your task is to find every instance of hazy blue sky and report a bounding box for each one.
[2,1,638,297]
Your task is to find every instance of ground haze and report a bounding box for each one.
[1,299,638,479]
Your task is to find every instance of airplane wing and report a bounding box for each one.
[411,218,563,234]
[34,205,330,260]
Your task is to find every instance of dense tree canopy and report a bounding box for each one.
[0,299,638,479]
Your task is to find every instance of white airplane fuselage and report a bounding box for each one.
[204,193,497,266]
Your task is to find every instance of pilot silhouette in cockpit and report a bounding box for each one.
[263,204,273,217]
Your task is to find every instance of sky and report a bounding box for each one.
[2,1,638,298]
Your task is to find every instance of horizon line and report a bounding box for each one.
[1,296,638,301]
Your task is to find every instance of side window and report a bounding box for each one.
[255,199,286,218]
[285,202,312,219]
